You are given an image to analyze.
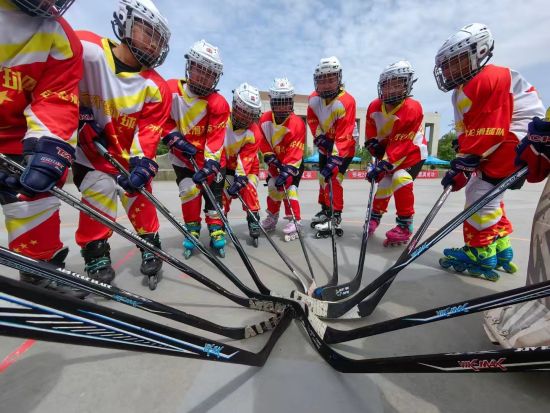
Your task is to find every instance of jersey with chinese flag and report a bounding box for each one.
[164,79,230,169]
[259,112,305,168]
[307,89,356,158]
[365,97,428,170]
[0,0,82,154]
[453,64,545,179]
[74,31,170,174]
[224,119,261,177]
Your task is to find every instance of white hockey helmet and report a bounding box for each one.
[185,40,224,96]
[314,56,343,98]
[12,0,75,17]
[269,77,295,118]
[378,60,417,104]
[112,0,171,69]
[434,23,494,92]
[231,83,262,130]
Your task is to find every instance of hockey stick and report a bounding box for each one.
[315,279,550,343]
[355,185,453,316]
[189,158,271,296]
[292,167,528,319]
[325,178,339,286]
[299,306,550,372]
[281,183,316,291]
[312,167,378,300]
[2,268,549,372]
[0,275,293,366]
[93,142,278,302]
[227,178,312,293]
[0,155,291,314]
[0,246,281,340]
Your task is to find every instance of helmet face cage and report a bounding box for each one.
[12,0,75,17]
[270,96,294,119]
[231,99,261,130]
[434,49,478,92]
[111,1,171,69]
[378,75,413,104]
[314,71,342,99]
[185,55,222,97]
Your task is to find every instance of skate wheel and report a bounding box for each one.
[439,257,452,269]
[292,233,298,241]
[252,238,259,248]
[218,248,226,258]
[315,232,323,239]
[183,250,193,260]
[284,235,291,242]
[148,275,158,291]
[336,229,344,237]
[453,262,467,272]
[503,262,518,274]
[323,233,329,239]
[310,222,317,229]
[383,239,390,247]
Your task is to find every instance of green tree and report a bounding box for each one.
[156,140,169,156]
[438,130,457,161]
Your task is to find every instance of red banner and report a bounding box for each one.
[257,169,440,180]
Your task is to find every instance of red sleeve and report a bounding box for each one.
[258,114,274,155]
[28,17,82,143]
[332,94,356,157]
[365,102,378,140]
[281,116,305,168]
[236,125,261,177]
[135,76,171,159]
[457,70,513,158]
[385,101,423,165]
[307,102,321,137]
[204,95,230,162]
[162,79,180,137]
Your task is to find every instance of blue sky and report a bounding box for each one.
[65,0,550,137]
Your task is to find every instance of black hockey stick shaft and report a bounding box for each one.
[315,169,377,300]
[189,157,270,295]
[228,179,311,292]
[0,246,280,340]
[323,280,550,343]
[0,155,287,313]
[93,143,266,300]
[357,185,453,316]
[327,178,338,286]
[292,167,527,319]
[281,184,316,287]
[0,275,293,366]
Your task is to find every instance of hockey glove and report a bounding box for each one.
[19,137,75,194]
[314,134,333,152]
[366,160,393,183]
[365,138,385,159]
[320,156,343,181]
[192,159,221,184]
[275,164,299,188]
[263,153,282,169]
[162,132,197,157]
[227,175,248,198]
[117,156,158,192]
[78,106,109,155]
[516,116,550,183]
[441,155,480,191]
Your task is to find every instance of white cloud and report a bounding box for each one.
[65,0,550,136]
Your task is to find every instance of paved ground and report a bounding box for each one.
[0,178,549,413]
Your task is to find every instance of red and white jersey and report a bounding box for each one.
[365,97,428,170]
[259,112,305,169]
[224,120,261,177]
[0,0,82,154]
[75,31,170,174]
[307,90,356,158]
[453,64,545,178]
[165,79,230,170]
